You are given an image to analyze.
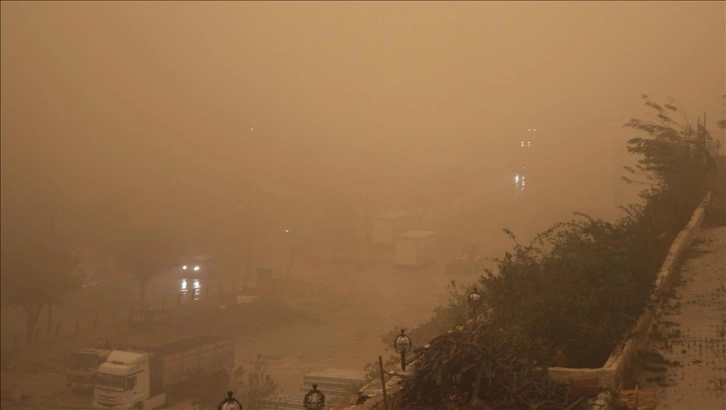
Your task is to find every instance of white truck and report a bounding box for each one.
[92,335,233,409]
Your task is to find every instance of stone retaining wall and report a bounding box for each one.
[345,193,711,410]
[585,191,711,409]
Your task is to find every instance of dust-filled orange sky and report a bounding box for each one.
[1,1,724,250]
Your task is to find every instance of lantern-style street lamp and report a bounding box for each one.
[393,329,412,371]
[303,383,326,410]
[467,288,483,317]
[217,391,243,410]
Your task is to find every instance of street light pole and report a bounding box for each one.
[393,329,412,372]
[467,288,483,318]
[217,391,243,410]
[303,383,326,410]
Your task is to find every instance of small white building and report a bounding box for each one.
[372,211,409,245]
[395,230,436,268]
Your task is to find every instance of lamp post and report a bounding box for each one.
[217,391,243,410]
[303,383,326,410]
[393,329,412,372]
[467,288,482,317]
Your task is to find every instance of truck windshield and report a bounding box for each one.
[67,353,98,371]
[96,373,127,391]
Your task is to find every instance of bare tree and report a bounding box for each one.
[118,227,178,303]
[1,242,82,342]
[228,355,278,410]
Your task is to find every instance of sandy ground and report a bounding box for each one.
[637,226,726,410]
[234,253,473,394]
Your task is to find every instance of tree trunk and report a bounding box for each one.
[24,304,42,342]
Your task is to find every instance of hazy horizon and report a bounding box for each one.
[2,1,724,251]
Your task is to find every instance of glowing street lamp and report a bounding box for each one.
[467,288,483,317]
[393,329,412,372]
[303,383,326,410]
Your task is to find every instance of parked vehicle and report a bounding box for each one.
[92,335,233,409]
[66,343,114,392]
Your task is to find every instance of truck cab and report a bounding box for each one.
[93,337,233,409]
[66,347,112,392]
[93,350,162,409]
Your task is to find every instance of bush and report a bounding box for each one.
[402,96,718,408]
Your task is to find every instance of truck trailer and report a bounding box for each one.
[66,346,113,392]
[92,335,233,409]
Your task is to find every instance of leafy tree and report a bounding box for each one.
[476,96,716,366]
[1,242,82,342]
[401,96,719,408]
[480,219,639,367]
[118,227,178,303]
[622,95,717,275]
[624,95,715,206]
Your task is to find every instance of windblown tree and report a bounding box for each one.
[400,96,719,409]
[1,242,82,342]
[622,95,717,280]
[118,227,178,303]
[624,95,715,203]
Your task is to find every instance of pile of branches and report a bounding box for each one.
[399,318,580,410]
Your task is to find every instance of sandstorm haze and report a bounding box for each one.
[2,1,724,253]
[1,1,725,408]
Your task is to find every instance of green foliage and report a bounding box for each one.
[399,280,471,348]
[481,217,641,366]
[475,96,716,367]
[493,97,713,366]
[624,95,714,200]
